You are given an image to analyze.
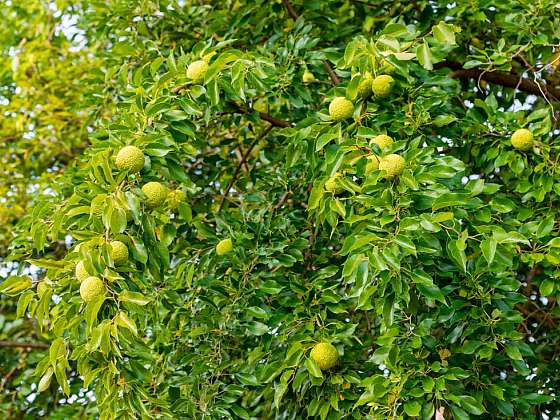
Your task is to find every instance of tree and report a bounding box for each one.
[1,0,559,418]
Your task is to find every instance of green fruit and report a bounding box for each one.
[372,74,394,97]
[167,189,186,210]
[310,342,338,370]
[115,146,145,173]
[187,60,208,83]
[142,182,168,208]
[79,276,106,302]
[365,155,380,174]
[511,128,533,151]
[109,240,128,265]
[324,173,341,193]
[328,97,354,122]
[371,134,394,151]
[356,74,373,98]
[302,70,316,83]
[379,154,405,179]
[75,261,90,282]
[216,238,233,255]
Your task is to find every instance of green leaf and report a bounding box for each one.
[305,358,323,378]
[480,238,497,265]
[118,291,150,306]
[539,279,555,296]
[416,41,433,70]
[433,21,457,45]
[404,400,422,416]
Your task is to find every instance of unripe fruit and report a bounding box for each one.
[167,189,186,210]
[372,74,395,97]
[371,134,394,151]
[328,97,354,122]
[141,182,168,209]
[310,342,338,370]
[379,154,405,179]
[302,70,316,83]
[187,60,208,83]
[115,146,145,173]
[356,74,373,98]
[324,176,338,193]
[79,276,106,302]
[216,238,233,255]
[75,261,90,282]
[109,240,128,265]
[511,128,533,151]
[365,155,380,174]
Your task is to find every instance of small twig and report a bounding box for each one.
[274,191,292,210]
[323,61,341,86]
[281,0,340,86]
[258,111,291,128]
[234,147,250,173]
[282,0,299,20]
[218,125,274,211]
[0,341,49,349]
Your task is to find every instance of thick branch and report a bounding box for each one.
[436,61,560,101]
[0,340,49,349]
[258,111,291,128]
[218,125,274,211]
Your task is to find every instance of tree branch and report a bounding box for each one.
[282,0,340,86]
[218,125,274,211]
[258,111,291,128]
[435,61,560,101]
[323,61,341,86]
[282,0,299,20]
[0,340,49,349]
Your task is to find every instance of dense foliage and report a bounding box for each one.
[1,1,559,418]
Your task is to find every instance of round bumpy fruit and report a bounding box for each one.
[142,182,168,209]
[109,240,128,265]
[328,97,354,122]
[511,128,533,151]
[310,342,338,370]
[115,146,145,173]
[187,60,208,83]
[302,70,316,83]
[356,74,373,98]
[324,177,337,193]
[167,189,186,210]
[324,172,341,193]
[372,74,395,97]
[379,154,405,179]
[79,276,106,302]
[371,134,394,151]
[75,261,90,282]
[216,238,233,255]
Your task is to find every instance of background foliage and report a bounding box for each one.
[1,0,559,418]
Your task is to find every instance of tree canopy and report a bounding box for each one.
[1,1,559,419]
